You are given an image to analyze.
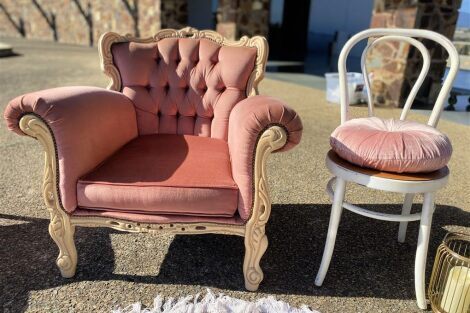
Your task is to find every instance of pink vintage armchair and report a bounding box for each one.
[4,28,302,291]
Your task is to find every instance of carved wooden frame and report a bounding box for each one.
[98,27,268,96]
[19,28,285,291]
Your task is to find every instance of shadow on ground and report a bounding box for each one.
[0,52,22,58]
[1,203,468,312]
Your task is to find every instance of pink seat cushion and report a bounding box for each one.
[330,117,452,173]
[77,134,239,217]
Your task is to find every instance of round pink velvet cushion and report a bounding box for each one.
[330,117,452,173]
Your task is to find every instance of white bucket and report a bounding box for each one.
[325,72,366,104]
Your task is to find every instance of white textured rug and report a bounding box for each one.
[113,289,319,313]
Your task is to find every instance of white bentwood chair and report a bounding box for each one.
[314,28,459,310]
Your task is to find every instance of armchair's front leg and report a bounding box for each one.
[48,211,77,277]
[20,115,77,277]
[228,95,302,291]
[6,86,137,277]
[243,126,288,291]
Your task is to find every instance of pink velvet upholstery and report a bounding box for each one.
[330,117,452,173]
[112,38,257,139]
[4,38,303,222]
[228,95,303,220]
[77,134,239,217]
[4,86,138,212]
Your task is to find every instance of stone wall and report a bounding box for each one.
[0,0,161,46]
[0,0,269,45]
[369,0,461,108]
[216,0,269,40]
[1,0,460,109]
[403,0,461,108]
[368,2,418,107]
[161,0,187,29]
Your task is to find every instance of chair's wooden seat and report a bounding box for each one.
[327,150,449,182]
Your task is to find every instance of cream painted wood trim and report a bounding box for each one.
[18,113,286,292]
[243,125,288,291]
[71,216,245,237]
[98,27,268,96]
[19,114,77,278]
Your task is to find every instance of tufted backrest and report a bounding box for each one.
[99,28,267,140]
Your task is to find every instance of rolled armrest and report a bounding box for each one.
[228,95,302,220]
[4,86,138,212]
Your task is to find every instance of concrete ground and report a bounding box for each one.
[0,37,469,313]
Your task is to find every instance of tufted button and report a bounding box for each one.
[145,85,151,91]
[164,84,170,92]
[184,86,190,92]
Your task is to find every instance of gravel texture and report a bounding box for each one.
[0,37,469,313]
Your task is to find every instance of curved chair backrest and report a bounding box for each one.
[338,28,459,128]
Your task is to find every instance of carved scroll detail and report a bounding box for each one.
[98,27,268,95]
[19,115,77,278]
[72,216,245,237]
[243,126,288,291]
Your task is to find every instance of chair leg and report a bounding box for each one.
[243,224,268,291]
[48,212,77,278]
[315,177,346,287]
[415,192,435,310]
[398,193,415,243]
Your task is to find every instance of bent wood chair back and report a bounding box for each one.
[338,28,460,127]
